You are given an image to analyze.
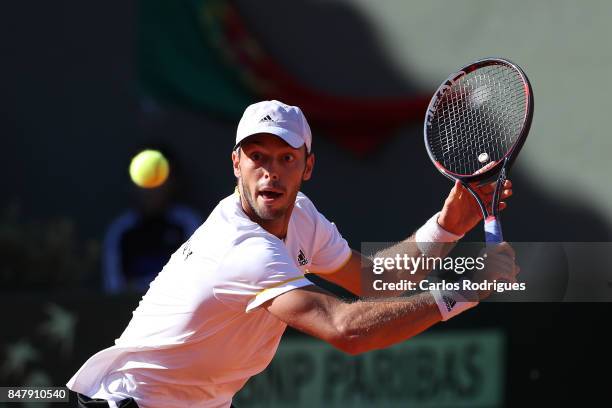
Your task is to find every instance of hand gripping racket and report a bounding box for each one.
[424,58,534,244]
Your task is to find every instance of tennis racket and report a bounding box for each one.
[424,58,534,244]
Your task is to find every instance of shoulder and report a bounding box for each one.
[226,233,288,265]
[292,192,341,234]
[292,192,324,224]
[221,234,295,282]
[192,193,260,241]
[174,194,254,263]
[294,191,317,212]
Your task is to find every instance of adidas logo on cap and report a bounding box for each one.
[235,100,313,153]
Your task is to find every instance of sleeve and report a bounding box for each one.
[308,211,352,274]
[213,236,313,313]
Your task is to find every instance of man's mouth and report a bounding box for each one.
[258,188,284,202]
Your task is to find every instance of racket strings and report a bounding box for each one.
[427,64,527,176]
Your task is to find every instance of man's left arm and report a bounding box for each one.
[313,179,513,297]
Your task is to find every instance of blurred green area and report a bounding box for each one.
[0,201,99,289]
[138,0,253,118]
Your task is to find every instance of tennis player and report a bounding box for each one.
[67,100,518,408]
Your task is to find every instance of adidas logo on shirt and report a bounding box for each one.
[259,115,274,123]
[297,249,309,266]
[442,295,456,312]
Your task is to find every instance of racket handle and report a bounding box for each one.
[485,216,503,244]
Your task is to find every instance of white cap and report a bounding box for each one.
[235,100,312,153]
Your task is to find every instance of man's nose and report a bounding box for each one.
[263,164,279,181]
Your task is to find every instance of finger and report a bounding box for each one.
[487,202,505,214]
[480,187,512,204]
[483,252,515,269]
[477,179,513,196]
[485,261,516,283]
[488,256,516,271]
[497,271,518,284]
[454,180,468,196]
[496,242,516,259]
[499,202,507,211]
[493,258,517,272]
[504,268,519,283]
[477,183,496,195]
[474,178,499,193]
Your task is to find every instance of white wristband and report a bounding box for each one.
[431,289,478,321]
[415,212,463,257]
[415,212,464,243]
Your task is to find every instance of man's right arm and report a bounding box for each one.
[264,242,518,355]
[264,285,442,355]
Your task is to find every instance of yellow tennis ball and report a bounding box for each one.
[129,150,170,188]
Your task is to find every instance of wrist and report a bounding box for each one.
[437,208,465,236]
[416,212,464,243]
[431,288,478,321]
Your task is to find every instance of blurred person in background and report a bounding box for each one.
[102,145,202,294]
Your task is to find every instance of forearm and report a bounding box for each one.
[372,234,456,280]
[267,282,478,356]
[315,214,462,298]
[337,292,443,354]
[366,230,457,298]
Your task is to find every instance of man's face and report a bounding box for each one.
[232,133,314,222]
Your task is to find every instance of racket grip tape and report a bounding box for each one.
[485,216,503,244]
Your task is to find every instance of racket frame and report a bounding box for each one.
[423,57,534,242]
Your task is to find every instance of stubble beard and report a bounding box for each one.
[240,177,293,221]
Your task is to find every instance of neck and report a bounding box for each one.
[239,195,294,240]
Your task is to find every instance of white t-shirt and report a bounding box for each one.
[67,191,351,408]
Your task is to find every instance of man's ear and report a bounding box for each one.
[232,149,241,178]
[302,153,315,181]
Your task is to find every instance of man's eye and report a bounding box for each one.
[284,154,295,162]
[251,153,262,161]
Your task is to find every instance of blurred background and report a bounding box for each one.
[1,0,611,406]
